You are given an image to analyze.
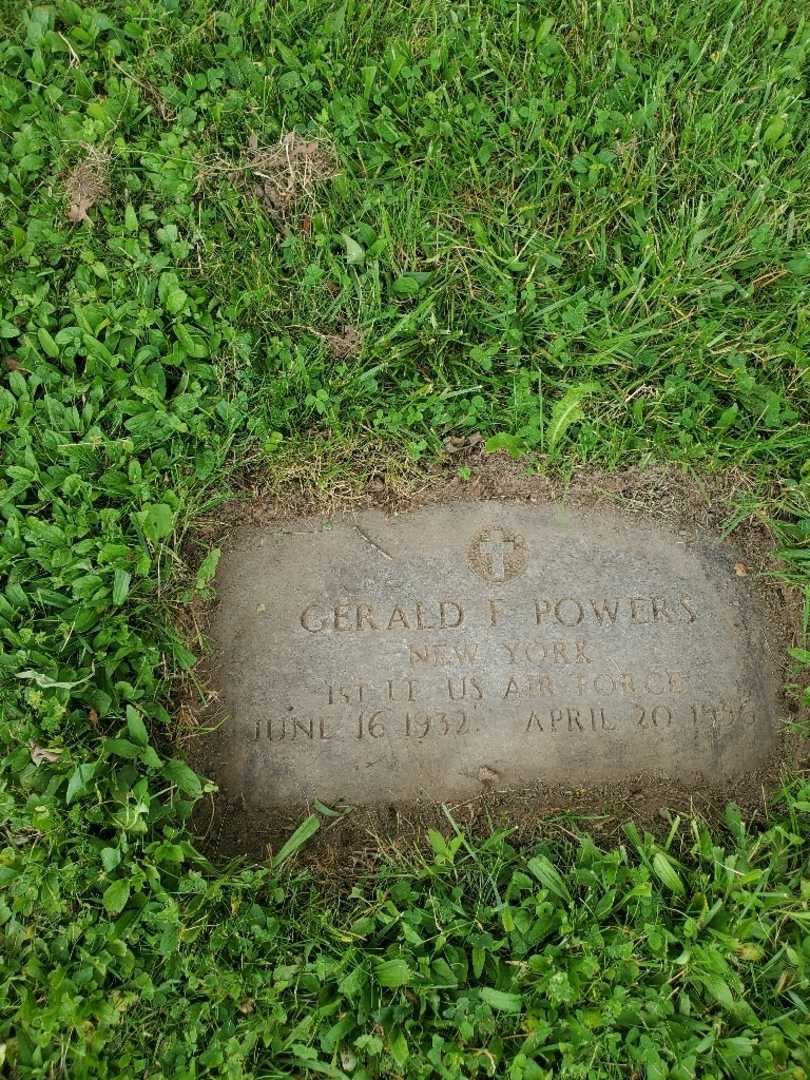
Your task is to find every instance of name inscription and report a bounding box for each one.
[208,503,778,806]
[299,593,698,633]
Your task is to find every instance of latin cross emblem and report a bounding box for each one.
[466,524,527,583]
[478,537,514,582]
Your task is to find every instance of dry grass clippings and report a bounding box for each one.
[319,324,363,359]
[245,131,338,221]
[63,146,111,224]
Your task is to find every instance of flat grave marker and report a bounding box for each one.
[203,502,780,808]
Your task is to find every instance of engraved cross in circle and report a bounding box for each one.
[479,539,514,582]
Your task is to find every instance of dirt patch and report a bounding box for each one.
[63,146,110,224]
[176,452,808,873]
[194,770,790,885]
[244,131,337,222]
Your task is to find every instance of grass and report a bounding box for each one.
[0,0,809,1075]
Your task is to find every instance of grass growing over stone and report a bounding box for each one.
[1,0,809,1075]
